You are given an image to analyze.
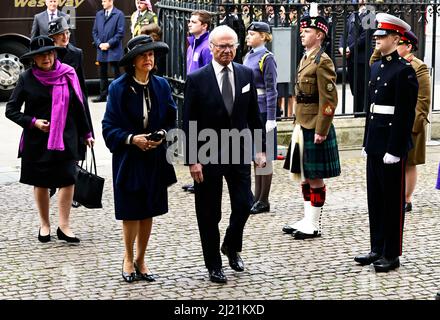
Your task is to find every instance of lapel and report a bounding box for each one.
[297,47,319,73]
[232,62,241,115]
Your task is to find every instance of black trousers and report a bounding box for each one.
[367,155,406,259]
[348,60,368,113]
[194,165,253,271]
[99,61,120,97]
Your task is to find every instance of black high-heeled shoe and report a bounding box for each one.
[134,262,156,282]
[122,260,136,283]
[38,228,50,243]
[57,227,80,243]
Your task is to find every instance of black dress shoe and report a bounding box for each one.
[71,201,81,208]
[92,96,107,103]
[293,230,321,240]
[209,268,227,283]
[282,225,296,234]
[57,227,80,243]
[182,184,193,191]
[134,262,156,282]
[187,185,195,193]
[122,260,136,283]
[436,291,440,300]
[373,257,400,272]
[354,252,381,266]
[405,202,412,212]
[221,243,244,272]
[38,228,51,243]
[250,201,270,214]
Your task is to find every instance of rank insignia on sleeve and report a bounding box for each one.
[326,83,334,92]
[323,104,334,116]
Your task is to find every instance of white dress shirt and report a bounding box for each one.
[47,9,58,21]
[212,59,235,102]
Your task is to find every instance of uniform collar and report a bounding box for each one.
[381,50,400,63]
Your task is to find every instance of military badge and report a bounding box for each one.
[378,23,382,28]
[323,104,334,116]
[386,56,392,61]
[310,19,316,26]
[326,83,334,92]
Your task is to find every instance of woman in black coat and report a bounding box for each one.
[102,35,177,283]
[5,36,94,243]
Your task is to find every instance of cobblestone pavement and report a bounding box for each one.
[1,101,440,301]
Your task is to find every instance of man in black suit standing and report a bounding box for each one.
[338,0,373,114]
[183,25,266,284]
[31,0,71,39]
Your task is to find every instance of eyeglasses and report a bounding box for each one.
[211,43,239,51]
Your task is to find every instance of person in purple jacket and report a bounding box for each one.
[186,10,213,75]
[243,21,278,214]
[182,10,213,194]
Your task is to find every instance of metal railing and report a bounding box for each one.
[156,1,440,127]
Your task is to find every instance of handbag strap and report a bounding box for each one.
[90,147,98,175]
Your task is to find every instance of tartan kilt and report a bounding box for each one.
[284,124,341,179]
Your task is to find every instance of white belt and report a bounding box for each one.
[257,88,266,96]
[370,103,395,115]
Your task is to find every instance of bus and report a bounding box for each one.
[0,0,152,100]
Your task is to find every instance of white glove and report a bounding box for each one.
[361,147,367,158]
[383,153,400,164]
[265,120,277,133]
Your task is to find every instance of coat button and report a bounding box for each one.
[377,76,380,80]
[389,123,392,126]
[381,64,384,68]
[374,90,378,93]
[371,116,374,119]
[384,83,387,86]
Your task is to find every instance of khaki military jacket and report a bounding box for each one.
[294,47,338,136]
[130,10,158,37]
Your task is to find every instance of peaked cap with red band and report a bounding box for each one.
[373,13,411,36]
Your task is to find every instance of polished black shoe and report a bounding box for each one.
[122,260,136,283]
[57,227,80,243]
[373,257,400,272]
[187,185,195,193]
[405,202,412,212]
[92,96,107,103]
[71,201,81,208]
[182,184,193,191]
[38,228,51,243]
[436,291,440,300]
[250,201,270,214]
[282,225,296,234]
[293,230,321,240]
[209,268,227,283]
[221,243,244,272]
[354,252,381,266]
[134,262,156,282]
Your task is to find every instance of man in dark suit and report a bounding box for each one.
[183,25,266,284]
[338,0,373,114]
[92,0,125,103]
[31,0,72,40]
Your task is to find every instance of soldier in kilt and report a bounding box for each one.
[283,12,340,240]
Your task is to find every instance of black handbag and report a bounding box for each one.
[73,147,105,209]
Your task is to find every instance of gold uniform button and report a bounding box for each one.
[384,83,387,86]
[374,90,378,93]
[381,64,384,68]
[371,116,374,119]
[377,77,380,80]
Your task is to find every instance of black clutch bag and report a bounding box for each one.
[73,147,105,209]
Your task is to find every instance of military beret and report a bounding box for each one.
[247,21,271,34]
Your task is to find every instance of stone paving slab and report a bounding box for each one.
[0,148,440,301]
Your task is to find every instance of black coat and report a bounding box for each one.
[5,69,91,162]
[363,51,418,157]
[183,62,264,176]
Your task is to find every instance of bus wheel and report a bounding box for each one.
[0,41,27,101]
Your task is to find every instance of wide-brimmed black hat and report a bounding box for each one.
[247,21,271,33]
[299,16,329,38]
[20,36,65,62]
[119,35,169,67]
[48,16,70,37]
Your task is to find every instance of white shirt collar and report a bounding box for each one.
[105,7,113,16]
[253,45,266,53]
[47,9,58,18]
[212,59,233,75]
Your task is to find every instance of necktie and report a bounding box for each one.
[105,10,109,19]
[137,12,143,22]
[50,13,54,21]
[221,67,234,116]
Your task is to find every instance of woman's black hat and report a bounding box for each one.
[20,36,65,62]
[119,35,169,67]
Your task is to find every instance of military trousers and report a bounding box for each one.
[366,155,406,259]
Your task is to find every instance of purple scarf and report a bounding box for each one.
[32,60,84,151]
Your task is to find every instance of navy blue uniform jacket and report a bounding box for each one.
[363,51,418,157]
